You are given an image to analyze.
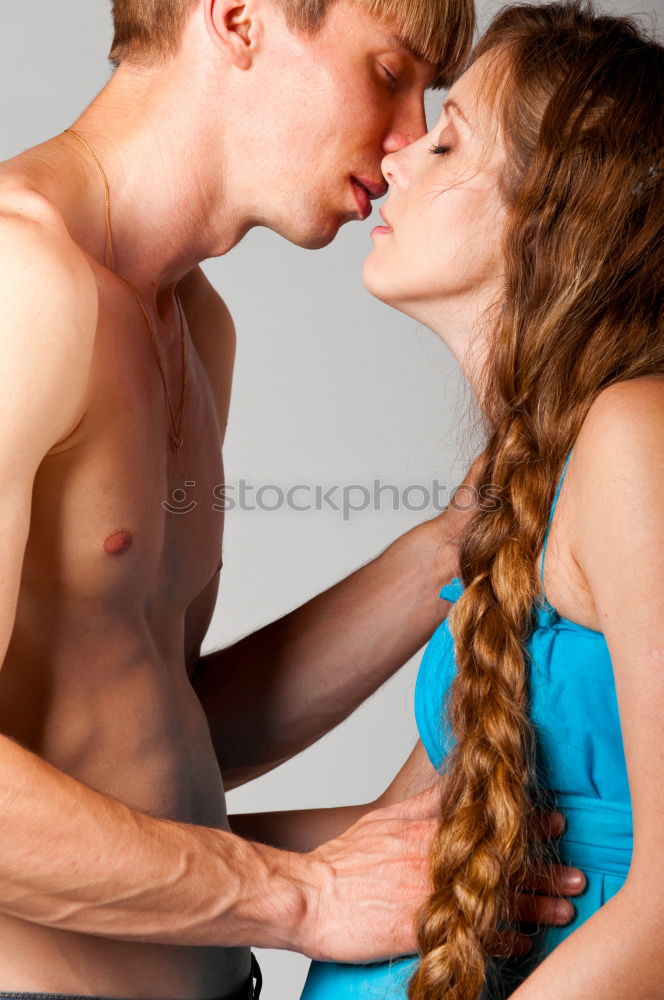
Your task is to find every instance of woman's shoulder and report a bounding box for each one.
[545,375,664,629]
[578,374,664,443]
[565,374,664,608]
[572,374,664,482]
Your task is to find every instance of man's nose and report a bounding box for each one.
[382,96,428,155]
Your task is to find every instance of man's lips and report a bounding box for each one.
[355,176,389,199]
[351,177,388,220]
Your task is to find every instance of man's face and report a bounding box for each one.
[235,0,438,248]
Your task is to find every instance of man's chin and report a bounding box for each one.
[275,211,354,250]
[297,221,343,251]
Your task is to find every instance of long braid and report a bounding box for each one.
[409,432,556,1000]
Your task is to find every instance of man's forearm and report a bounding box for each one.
[0,734,306,949]
[193,511,465,788]
[0,734,440,964]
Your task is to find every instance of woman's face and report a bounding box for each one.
[363,52,508,333]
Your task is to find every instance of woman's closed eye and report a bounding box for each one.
[429,143,452,155]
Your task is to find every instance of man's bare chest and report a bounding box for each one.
[21,286,227,622]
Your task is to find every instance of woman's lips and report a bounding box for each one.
[370,205,393,238]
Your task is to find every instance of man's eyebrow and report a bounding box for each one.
[387,32,437,68]
[386,32,441,86]
[387,32,423,61]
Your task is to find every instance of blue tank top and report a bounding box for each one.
[300,448,633,999]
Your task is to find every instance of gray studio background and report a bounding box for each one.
[2,0,661,996]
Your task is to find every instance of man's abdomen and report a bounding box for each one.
[0,630,248,998]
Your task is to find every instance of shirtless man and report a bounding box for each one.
[0,0,585,996]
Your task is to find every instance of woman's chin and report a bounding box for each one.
[362,258,401,309]
[363,270,425,324]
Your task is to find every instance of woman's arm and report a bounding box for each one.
[510,377,664,998]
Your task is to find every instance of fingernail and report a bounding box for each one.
[563,870,585,890]
[556,900,575,921]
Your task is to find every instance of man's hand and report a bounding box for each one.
[413,450,487,590]
[494,809,585,957]
[299,788,439,962]
[295,789,585,963]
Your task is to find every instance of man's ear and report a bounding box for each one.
[205,0,262,69]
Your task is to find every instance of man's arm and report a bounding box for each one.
[230,740,587,955]
[0,218,439,963]
[193,503,472,789]
[0,731,443,960]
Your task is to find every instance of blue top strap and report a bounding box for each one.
[540,447,574,596]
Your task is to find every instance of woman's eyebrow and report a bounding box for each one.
[444,99,471,128]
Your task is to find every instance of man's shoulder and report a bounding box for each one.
[0,184,98,332]
[0,185,99,452]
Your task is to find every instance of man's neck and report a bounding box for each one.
[63,61,247,313]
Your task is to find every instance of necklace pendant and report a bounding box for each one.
[170,434,184,452]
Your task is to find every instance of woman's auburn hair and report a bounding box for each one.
[108,0,474,87]
[408,3,663,999]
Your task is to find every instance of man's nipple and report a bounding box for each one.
[103,530,134,556]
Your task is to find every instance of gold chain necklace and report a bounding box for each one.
[64,128,187,453]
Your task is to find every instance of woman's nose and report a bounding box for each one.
[381,148,409,191]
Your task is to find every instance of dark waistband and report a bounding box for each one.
[0,953,263,1000]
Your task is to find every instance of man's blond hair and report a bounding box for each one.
[109,0,474,87]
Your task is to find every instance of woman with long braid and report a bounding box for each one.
[294,2,664,997]
[401,6,663,997]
